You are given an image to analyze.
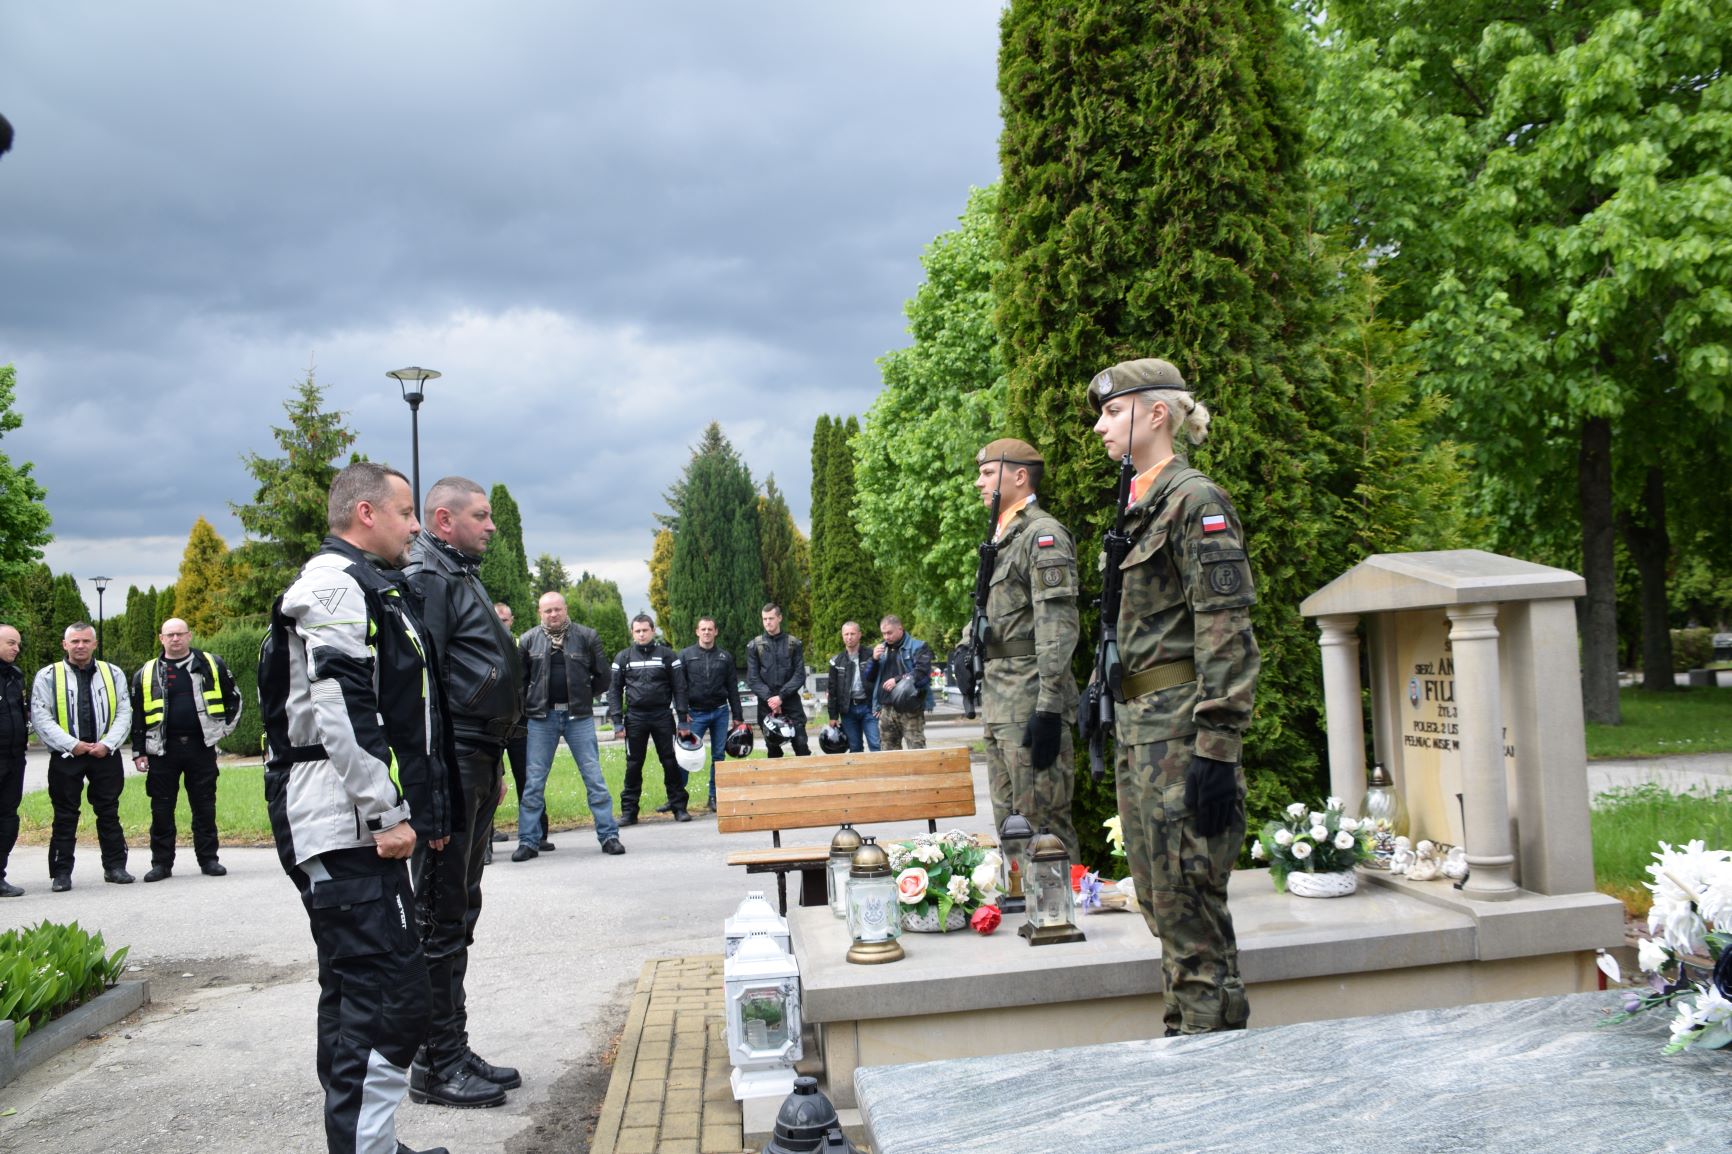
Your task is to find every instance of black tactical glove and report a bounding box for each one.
[1023,710,1064,770]
[1184,755,1240,839]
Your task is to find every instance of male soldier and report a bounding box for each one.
[679,616,746,811]
[607,614,692,824]
[405,476,524,1107]
[825,621,879,753]
[972,438,1081,860]
[0,624,28,896]
[30,623,133,890]
[747,603,810,757]
[872,615,933,751]
[1089,358,1260,1036]
[130,617,243,882]
[258,460,451,1154]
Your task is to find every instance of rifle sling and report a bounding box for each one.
[1119,659,1197,701]
[983,639,1035,661]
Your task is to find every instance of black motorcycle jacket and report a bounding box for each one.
[679,643,742,719]
[747,631,807,721]
[606,642,689,722]
[405,529,524,745]
[520,623,611,718]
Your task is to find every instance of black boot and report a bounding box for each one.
[619,810,638,827]
[409,1060,507,1108]
[466,1050,522,1089]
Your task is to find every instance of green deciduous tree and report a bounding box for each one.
[757,477,811,644]
[566,571,630,660]
[0,365,54,626]
[3,562,57,675]
[665,423,764,655]
[856,185,1006,645]
[1306,0,1732,718]
[227,370,358,616]
[175,517,231,636]
[478,483,536,624]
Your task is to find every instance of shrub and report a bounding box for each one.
[197,619,268,756]
[0,920,130,1045]
[1672,628,1714,673]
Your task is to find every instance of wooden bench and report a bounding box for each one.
[717,748,976,914]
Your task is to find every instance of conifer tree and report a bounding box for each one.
[757,478,811,643]
[478,483,535,623]
[666,423,764,654]
[4,562,56,674]
[175,517,231,636]
[647,528,675,635]
[810,416,880,646]
[127,585,159,660]
[567,571,630,659]
[532,553,570,596]
[809,415,835,639]
[51,573,92,640]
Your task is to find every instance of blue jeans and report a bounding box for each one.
[839,701,880,753]
[522,708,618,846]
[688,706,732,805]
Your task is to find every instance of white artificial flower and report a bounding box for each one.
[1251,840,1265,860]
[1695,858,1732,929]
[971,856,1001,893]
[1668,983,1732,1051]
[1274,829,1294,847]
[1292,841,1313,860]
[1310,825,1329,842]
[888,844,912,871]
[943,829,974,849]
[1286,802,1307,819]
[913,841,947,865]
[1595,950,1620,984]
[1333,831,1356,851]
[1308,811,1326,828]
[947,875,972,904]
[1325,796,1344,812]
[1646,840,1729,956]
[1338,817,1359,833]
[1637,937,1671,974]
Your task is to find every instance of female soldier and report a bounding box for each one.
[1089,357,1260,1035]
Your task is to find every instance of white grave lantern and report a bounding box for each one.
[826,824,863,918]
[724,932,803,1101]
[724,890,790,959]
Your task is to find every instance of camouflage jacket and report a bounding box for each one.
[1113,457,1259,761]
[981,498,1081,725]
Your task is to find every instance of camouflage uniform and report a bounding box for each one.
[980,488,1081,862]
[1093,361,1260,1035]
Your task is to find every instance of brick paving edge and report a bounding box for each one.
[591,958,658,1154]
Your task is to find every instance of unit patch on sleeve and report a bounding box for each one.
[1041,567,1063,587]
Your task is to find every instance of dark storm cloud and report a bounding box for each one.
[0,1,1002,613]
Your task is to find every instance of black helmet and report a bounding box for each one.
[725,725,755,759]
[673,729,707,774]
[887,674,923,715]
[817,723,848,754]
[763,714,797,744]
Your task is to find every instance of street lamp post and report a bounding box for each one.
[386,367,441,521]
[90,576,111,657]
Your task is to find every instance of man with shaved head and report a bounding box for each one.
[30,622,133,889]
[129,616,243,882]
[0,624,27,895]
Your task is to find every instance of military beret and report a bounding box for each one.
[1086,358,1187,413]
[976,438,1044,467]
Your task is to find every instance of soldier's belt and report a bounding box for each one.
[983,639,1036,661]
[1120,659,1197,700]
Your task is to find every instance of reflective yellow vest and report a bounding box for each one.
[52,660,120,737]
[139,653,227,728]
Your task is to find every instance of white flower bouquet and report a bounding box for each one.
[1252,796,1374,892]
[1602,839,1732,1054]
[887,829,1000,932]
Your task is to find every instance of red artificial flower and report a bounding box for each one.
[970,905,1002,934]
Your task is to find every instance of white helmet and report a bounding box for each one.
[674,730,708,774]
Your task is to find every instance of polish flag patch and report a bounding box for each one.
[1036,534,1056,548]
[1201,514,1228,534]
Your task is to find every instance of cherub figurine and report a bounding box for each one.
[1406,839,1443,882]
[1389,836,1415,875]
[1442,845,1469,880]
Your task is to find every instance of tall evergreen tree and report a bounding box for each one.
[567,571,630,659]
[666,423,765,655]
[478,483,536,623]
[126,584,159,661]
[228,369,358,615]
[156,584,177,629]
[5,562,57,674]
[997,0,1414,857]
[757,477,811,643]
[0,365,53,626]
[51,573,92,639]
[647,528,675,634]
[175,517,231,636]
[532,553,570,596]
[810,416,881,647]
[809,415,836,639]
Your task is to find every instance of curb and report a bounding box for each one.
[591,960,657,1154]
[0,978,151,1088]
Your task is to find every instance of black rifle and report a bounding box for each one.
[1082,440,1136,782]
[952,464,1002,720]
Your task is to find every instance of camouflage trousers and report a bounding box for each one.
[879,708,926,750]
[1117,733,1249,1034]
[986,721,1078,862]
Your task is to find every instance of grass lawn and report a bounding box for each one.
[1585,685,1732,759]
[1592,782,1732,916]
[16,743,766,847]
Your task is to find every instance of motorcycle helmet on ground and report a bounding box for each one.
[887,674,924,715]
[673,729,707,775]
[724,724,755,759]
[817,723,849,754]
[762,714,797,745]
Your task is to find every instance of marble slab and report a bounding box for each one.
[856,991,1730,1154]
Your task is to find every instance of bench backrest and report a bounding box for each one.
[714,748,974,835]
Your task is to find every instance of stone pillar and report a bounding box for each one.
[1446,603,1519,898]
[1317,614,1367,812]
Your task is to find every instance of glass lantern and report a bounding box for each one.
[997,808,1035,914]
[724,890,790,958]
[826,823,863,918]
[723,932,802,1101]
[845,836,904,964]
[1020,827,1085,946]
[1358,763,1409,869]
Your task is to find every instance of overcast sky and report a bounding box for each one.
[0,1,1003,623]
